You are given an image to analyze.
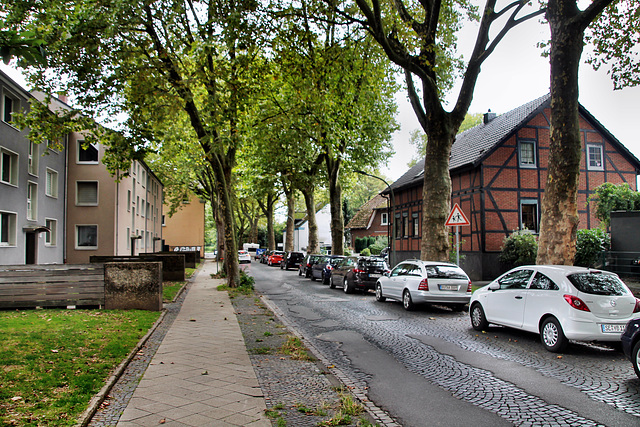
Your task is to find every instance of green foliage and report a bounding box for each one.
[589,183,640,226]
[499,230,538,268]
[360,247,371,256]
[368,237,388,255]
[575,228,610,268]
[239,270,255,290]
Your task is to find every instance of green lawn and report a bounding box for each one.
[0,309,160,426]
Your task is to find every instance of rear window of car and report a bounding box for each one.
[425,265,468,279]
[568,272,629,296]
[360,259,386,269]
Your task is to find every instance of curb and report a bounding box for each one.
[259,295,401,427]
[76,263,203,427]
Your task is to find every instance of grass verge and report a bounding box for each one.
[0,309,160,426]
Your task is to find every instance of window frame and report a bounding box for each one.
[75,224,98,250]
[76,181,99,206]
[3,91,20,126]
[0,210,17,246]
[520,199,539,233]
[46,168,59,198]
[518,140,537,168]
[587,144,604,171]
[27,181,38,221]
[28,141,40,176]
[45,218,57,246]
[0,146,19,186]
[76,139,99,164]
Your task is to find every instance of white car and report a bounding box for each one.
[238,250,251,264]
[375,260,472,311]
[470,265,640,352]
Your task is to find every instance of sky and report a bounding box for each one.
[2,8,638,185]
[382,10,640,181]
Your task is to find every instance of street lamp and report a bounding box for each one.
[355,170,396,267]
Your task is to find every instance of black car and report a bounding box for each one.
[260,250,273,264]
[330,256,389,293]
[621,317,640,378]
[311,255,344,284]
[299,254,322,278]
[281,251,305,270]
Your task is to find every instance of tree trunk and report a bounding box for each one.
[210,156,239,286]
[302,187,319,254]
[537,1,585,265]
[285,188,295,252]
[326,156,344,255]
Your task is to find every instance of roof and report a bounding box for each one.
[386,94,640,193]
[346,193,388,230]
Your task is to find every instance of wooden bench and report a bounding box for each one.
[0,264,105,309]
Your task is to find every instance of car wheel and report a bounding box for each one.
[540,317,568,353]
[470,303,489,331]
[375,283,386,302]
[632,341,640,379]
[280,263,283,269]
[329,275,336,289]
[322,273,329,285]
[311,274,316,281]
[403,290,414,311]
[343,277,353,294]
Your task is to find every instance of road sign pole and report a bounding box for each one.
[456,225,460,266]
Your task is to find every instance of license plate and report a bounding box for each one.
[601,324,625,333]
[440,285,458,291]
[370,273,381,278]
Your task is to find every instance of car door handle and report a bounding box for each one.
[515,296,523,300]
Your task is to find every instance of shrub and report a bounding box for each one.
[360,248,371,256]
[367,237,387,255]
[575,228,610,267]
[239,270,255,290]
[499,230,538,269]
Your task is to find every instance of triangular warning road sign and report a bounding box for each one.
[446,203,470,226]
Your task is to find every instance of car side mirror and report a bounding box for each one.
[384,271,391,277]
[488,282,500,291]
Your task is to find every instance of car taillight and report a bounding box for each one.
[353,268,365,274]
[418,278,429,291]
[467,280,472,293]
[327,265,333,271]
[634,298,640,313]
[563,295,591,312]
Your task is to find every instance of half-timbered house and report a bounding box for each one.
[385,94,640,280]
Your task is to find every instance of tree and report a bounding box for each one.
[588,182,640,226]
[9,0,273,286]
[343,0,545,261]
[536,0,618,265]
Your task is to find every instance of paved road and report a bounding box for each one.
[249,261,640,427]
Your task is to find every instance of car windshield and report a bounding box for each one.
[425,265,468,279]
[568,272,629,296]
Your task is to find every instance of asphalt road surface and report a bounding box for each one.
[248,261,640,427]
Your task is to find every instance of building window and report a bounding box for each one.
[127,190,131,212]
[45,219,57,246]
[28,141,39,176]
[412,216,419,237]
[0,211,17,246]
[3,92,19,124]
[394,214,401,239]
[520,200,539,233]
[519,140,536,167]
[136,196,140,215]
[141,170,146,188]
[146,202,150,219]
[46,169,58,198]
[76,225,98,249]
[141,199,145,217]
[77,181,98,205]
[1,147,18,186]
[587,144,604,170]
[380,212,389,225]
[162,215,166,226]
[27,182,37,220]
[403,215,409,238]
[126,227,131,250]
[77,140,99,163]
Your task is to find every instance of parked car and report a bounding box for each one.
[311,255,344,284]
[470,265,640,353]
[299,254,323,278]
[375,260,471,312]
[281,251,305,270]
[238,250,251,264]
[255,248,266,261]
[331,256,389,294]
[267,251,285,266]
[622,317,640,378]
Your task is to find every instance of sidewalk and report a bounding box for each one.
[116,261,270,427]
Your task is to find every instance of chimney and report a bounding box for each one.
[483,109,496,124]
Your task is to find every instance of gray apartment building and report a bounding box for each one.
[0,70,67,264]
